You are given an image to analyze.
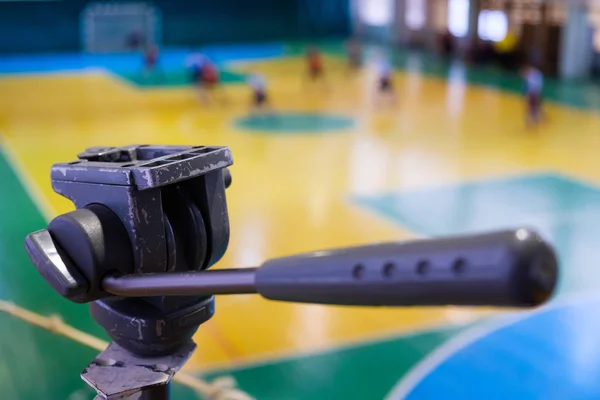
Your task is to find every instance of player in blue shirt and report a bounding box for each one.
[523,64,544,127]
[247,72,270,113]
[376,54,396,106]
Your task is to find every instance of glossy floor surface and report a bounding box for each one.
[2,44,600,399]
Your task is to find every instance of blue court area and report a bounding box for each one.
[234,113,355,133]
[355,173,600,399]
[399,295,600,399]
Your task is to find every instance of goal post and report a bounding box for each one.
[82,2,162,53]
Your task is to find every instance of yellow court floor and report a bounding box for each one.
[2,51,600,398]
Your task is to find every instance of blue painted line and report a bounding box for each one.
[0,43,286,75]
[402,297,600,399]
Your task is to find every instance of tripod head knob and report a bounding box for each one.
[26,145,233,301]
[25,144,234,356]
[25,204,133,303]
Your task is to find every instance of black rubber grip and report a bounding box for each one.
[255,229,558,307]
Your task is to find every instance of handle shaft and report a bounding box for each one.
[103,269,257,297]
[255,229,558,307]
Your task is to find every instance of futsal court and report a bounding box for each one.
[3,1,600,399]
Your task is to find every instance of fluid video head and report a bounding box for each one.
[24,145,559,400]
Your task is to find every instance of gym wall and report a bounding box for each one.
[0,0,351,54]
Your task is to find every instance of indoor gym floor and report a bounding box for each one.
[2,43,600,399]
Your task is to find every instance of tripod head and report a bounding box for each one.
[24,145,559,399]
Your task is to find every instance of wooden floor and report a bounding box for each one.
[2,47,600,399]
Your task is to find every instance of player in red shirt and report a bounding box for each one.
[201,61,219,88]
[143,44,163,80]
[306,46,324,81]
[198,60,227,104]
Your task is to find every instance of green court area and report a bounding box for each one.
[118,68,248,88]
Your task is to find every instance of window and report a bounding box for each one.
[478,10,508,42]
[359,0,393,26]
[405,0,426,30]
[448,0,470,37]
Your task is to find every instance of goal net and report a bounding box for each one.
[82,2,162,53]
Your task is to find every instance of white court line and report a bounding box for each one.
[0,135,54,221]
[384,292,600,400]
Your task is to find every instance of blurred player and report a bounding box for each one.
[143,44,163,80]
[126,30,144,51]
[201,59,218,93]
[306,46,324,81]
[186,54,207,93]
[523,64,544,128]
[186,53,206,83]
[346,38,362,71]
[247,72,270,114]
[143,45,165,80]
[186,53,209,102]
[375,54,396,106]
[200,59,228,104]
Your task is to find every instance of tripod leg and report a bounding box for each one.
[140,383,170,400]
[92,383,169,400]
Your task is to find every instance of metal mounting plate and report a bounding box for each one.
[51,145,233,189]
